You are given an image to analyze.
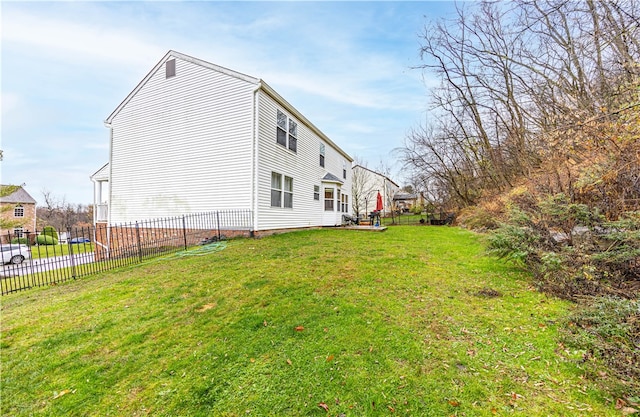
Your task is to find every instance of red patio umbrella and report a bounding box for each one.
[375,191,384,212]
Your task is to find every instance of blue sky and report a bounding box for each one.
[1,1,456,205]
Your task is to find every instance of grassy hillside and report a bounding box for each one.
[0,227,623,416]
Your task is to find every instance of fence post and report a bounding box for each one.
[216,211,221,241]
[67,227,77,279]
[135,222,143,262]
[182,215,188,250]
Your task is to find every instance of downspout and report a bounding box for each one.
[251,84,261,234]
[107,123,113,229]
[99,121,114,258]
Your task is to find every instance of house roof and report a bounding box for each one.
[105,50,353,162]
[0,185,37,204]
[352,165,399,188]
[321,173,344,184]
[90,163,110,181]
[393,192,418,201]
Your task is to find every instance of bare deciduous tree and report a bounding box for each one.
[37,189,92,231]
[401,0,640,216]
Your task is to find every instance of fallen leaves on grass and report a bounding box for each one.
[617,398,640,415]
[326,354,334,362]
[295,326,304,332]
[318,402,329,412]
[53,389,75,399]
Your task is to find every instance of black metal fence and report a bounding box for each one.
[380,212,456,226]
[1,210,253,296]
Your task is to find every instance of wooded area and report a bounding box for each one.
[402,0,638,217]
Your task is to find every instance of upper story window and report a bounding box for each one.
[14,205,24,217]
[343,161,347,179]
[319,143,325,167]
[276,110,297,153]
[288,120,297,153]
[166,59,176,78]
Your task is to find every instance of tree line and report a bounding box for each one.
[36,190,92,232]
[401,0,639,218]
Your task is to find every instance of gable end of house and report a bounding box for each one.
[105,50,261,125]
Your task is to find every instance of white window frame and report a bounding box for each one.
[271,172,282,207]
[324,188,334,211]
[283,176,293,208]
[271,172,293,208]
[341,194,349,213]
[276,110,298,153]
[14,205,24,218]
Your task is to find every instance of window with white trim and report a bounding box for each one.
[313,185,320,201]
[13,227,24,238]
[283,176,293,208]
[276,110,297,152]
[14,205,24,217]
[319,143,325,167]
[271,172,293,208]
[342,161,347,179]
[288,120,297,153]
[341,194,349,213]
[324,188,334,211]
[271,172,282,207]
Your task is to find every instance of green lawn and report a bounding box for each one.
[0,227,619,416]
[30,243,94,259]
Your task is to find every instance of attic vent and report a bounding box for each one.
[166,59,176,78]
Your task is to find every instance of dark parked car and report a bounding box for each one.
[69,237,91,244]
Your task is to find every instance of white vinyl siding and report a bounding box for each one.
[105,51,352,230]
[256,91,352,229]
[109,57,256,222]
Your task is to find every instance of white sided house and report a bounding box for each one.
[92,50,353,234]
[351,165,399,218]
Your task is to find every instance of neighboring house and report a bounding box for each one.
[0,185,37,240]
[92,50,353,234]
[393,192,423,213]
[351,165,399,217]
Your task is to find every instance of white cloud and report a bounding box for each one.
[2,10,164,71]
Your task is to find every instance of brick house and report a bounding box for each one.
[0,185,37,240]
